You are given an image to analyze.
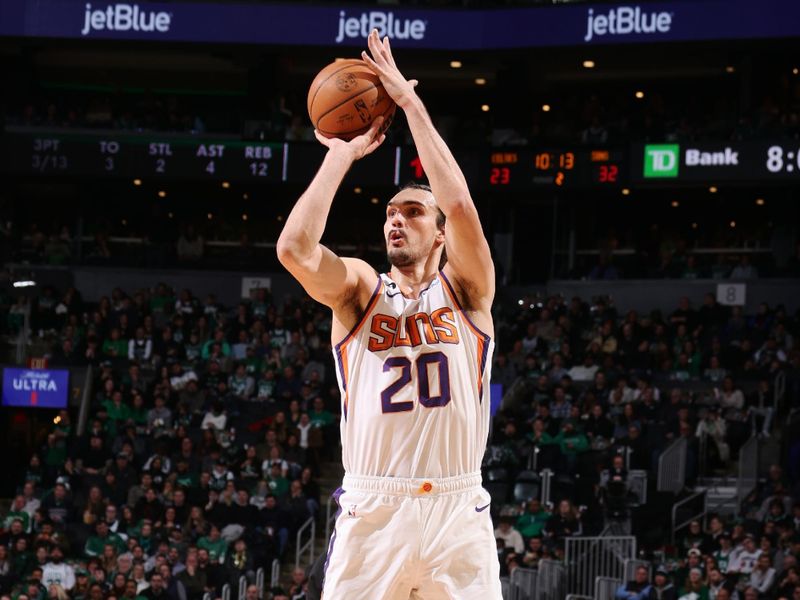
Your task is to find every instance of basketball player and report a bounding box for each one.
[277,30,500,599]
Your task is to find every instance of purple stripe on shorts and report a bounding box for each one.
[322,487,345,587]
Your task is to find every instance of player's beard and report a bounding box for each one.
[387,247,415,267]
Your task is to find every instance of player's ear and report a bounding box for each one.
[435,224,445,244]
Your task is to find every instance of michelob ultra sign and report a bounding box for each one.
[2,368,69,408]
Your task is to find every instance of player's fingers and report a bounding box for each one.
[409,79,419,88]
[367,31,386,65]
[313,130,331,146]
[365,134,386,156]
[382,36,397,67]
[367,116,385,138]
[361,51,385,76]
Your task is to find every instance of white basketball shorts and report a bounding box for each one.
[321,472,502,600]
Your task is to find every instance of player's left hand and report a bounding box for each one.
[361,29,419,109]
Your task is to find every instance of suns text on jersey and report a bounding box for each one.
[367,308,460,351]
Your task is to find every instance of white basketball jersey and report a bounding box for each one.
[332,271,494,479]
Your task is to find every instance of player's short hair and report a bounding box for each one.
[399,182,445,229]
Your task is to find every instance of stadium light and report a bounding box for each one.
[582,60,595,69]
[158,190,166,198]
[222,181,231,189]
[542,104,551,112]
[635,91,645,99]
[725,66,735,73]
[133,179,142,186]
[671,201,679,208]
[621,188,630,196]
[450,60,462,69]
[475,78,486,85]
[13,280,36,288]
[756,198,765,206]
[709,186,718,193]
[481,104,490,112]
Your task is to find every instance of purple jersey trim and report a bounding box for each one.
[333,276,382,352]
[333,276,382,421]
[322,487,345,589]
[438,270,492,401]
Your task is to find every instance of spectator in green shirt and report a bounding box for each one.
[102,328,128,358]
[4,495,32,533]
[266,463,290,499]
[197,524,228,564]
[515,498,551,539]
[84,520,126,557]
[201,330,231,360]
[102,391,131,437]
[308,397,334,428]
[552,420,589,472]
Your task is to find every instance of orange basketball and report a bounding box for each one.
[308,59,396,141]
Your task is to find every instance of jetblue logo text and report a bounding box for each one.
[336,11,426,44]
[584,6,672,42]
[81,3,172,36]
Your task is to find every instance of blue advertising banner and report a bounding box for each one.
[0,0,798,49]
[2,368,70,409]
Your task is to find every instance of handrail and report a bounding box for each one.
[255,567,264,598]
[270,559,280,588]
[221,583,231,600]
[657,437,687,494]
[773,370,786,413]
[237,575,247,600]
[325,494,336,546]
[697,430,708,480]
[595,576,622,600]
[295,516,316,570]
[540,469,553,506]
[671,490,707,544]
[76,364,94,437]
[202,593,211,600]
[736,435,759,509]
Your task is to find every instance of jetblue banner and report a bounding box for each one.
[2,368,70,409]
[0,0,798,49]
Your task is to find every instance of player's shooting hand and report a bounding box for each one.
[361,29,419,109]
[314,116,386,161]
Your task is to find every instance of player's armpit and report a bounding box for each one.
[279,245,378,326]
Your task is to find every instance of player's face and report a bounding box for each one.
[384,189,443,268]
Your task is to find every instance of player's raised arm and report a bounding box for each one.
[276,118,385,313]
[362,30,495,308]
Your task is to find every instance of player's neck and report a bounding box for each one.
[387,264,439,300]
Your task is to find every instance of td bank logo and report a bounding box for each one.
[644,144,679,178]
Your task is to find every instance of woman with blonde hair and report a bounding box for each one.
[47,584,69,600]
[678,567,709,600]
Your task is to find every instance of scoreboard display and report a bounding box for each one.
[484,149,623,188]
[0,129,626,189]
[6,133,285,182]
